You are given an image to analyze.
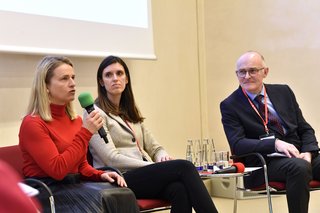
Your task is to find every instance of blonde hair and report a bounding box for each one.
[27,56,77,121]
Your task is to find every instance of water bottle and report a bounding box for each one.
[186,139,194,163]
[194,139,203,171]
[202,139,209,171]
[208,138,216,171]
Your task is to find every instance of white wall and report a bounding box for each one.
[204,0,320,151]
[0,0,202,159]
[2,0,320,160]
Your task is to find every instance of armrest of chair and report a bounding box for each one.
[96,166,123,177]
[231,152,267,167]
[230,152,270,190]
[24,178,55,213]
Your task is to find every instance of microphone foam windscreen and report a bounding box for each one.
[233,162,245,173]
[78,92,94,108]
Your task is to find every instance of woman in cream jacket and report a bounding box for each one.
[89,107,169,172]
[85,55,218,213]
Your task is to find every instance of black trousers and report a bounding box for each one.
[123,159,218,213]
[248,155,320,213]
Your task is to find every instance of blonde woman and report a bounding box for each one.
[19,56,139,213]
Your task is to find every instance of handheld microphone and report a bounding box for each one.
[214,162,245,174]
[78,92,108,143]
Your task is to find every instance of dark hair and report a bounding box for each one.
[95,55,144,123]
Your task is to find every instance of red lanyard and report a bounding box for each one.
[123,120,144,154]
[242,86,270,134]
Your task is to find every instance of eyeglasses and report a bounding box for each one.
[235,67,265,78]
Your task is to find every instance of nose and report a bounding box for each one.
[70,78,76,87]
[112,73,119,80]
[244,71,251,79]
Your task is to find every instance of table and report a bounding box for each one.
[199,167,262,213]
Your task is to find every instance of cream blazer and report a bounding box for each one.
[84,105,169,172]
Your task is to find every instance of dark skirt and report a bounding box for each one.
[27,175,139,213]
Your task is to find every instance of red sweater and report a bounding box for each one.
[19,104,104,181]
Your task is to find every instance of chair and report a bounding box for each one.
[0,145,24,176]
[87,149,171,213]
[138,199,171,213]
[230,152,320,213]
[0,145,55,213]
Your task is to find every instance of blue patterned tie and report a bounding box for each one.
[255,95,284,135]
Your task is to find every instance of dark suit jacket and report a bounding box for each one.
[220,84,319,168]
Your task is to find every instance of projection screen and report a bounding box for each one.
[0,0,155,59]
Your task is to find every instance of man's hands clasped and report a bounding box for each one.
[275,139,312,163]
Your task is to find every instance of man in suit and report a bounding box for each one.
[220,51,320,213]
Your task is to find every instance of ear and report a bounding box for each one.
[262,67,269,78]
[125,76,128,84]
[45,85,50,93]
[99,79,104,87]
